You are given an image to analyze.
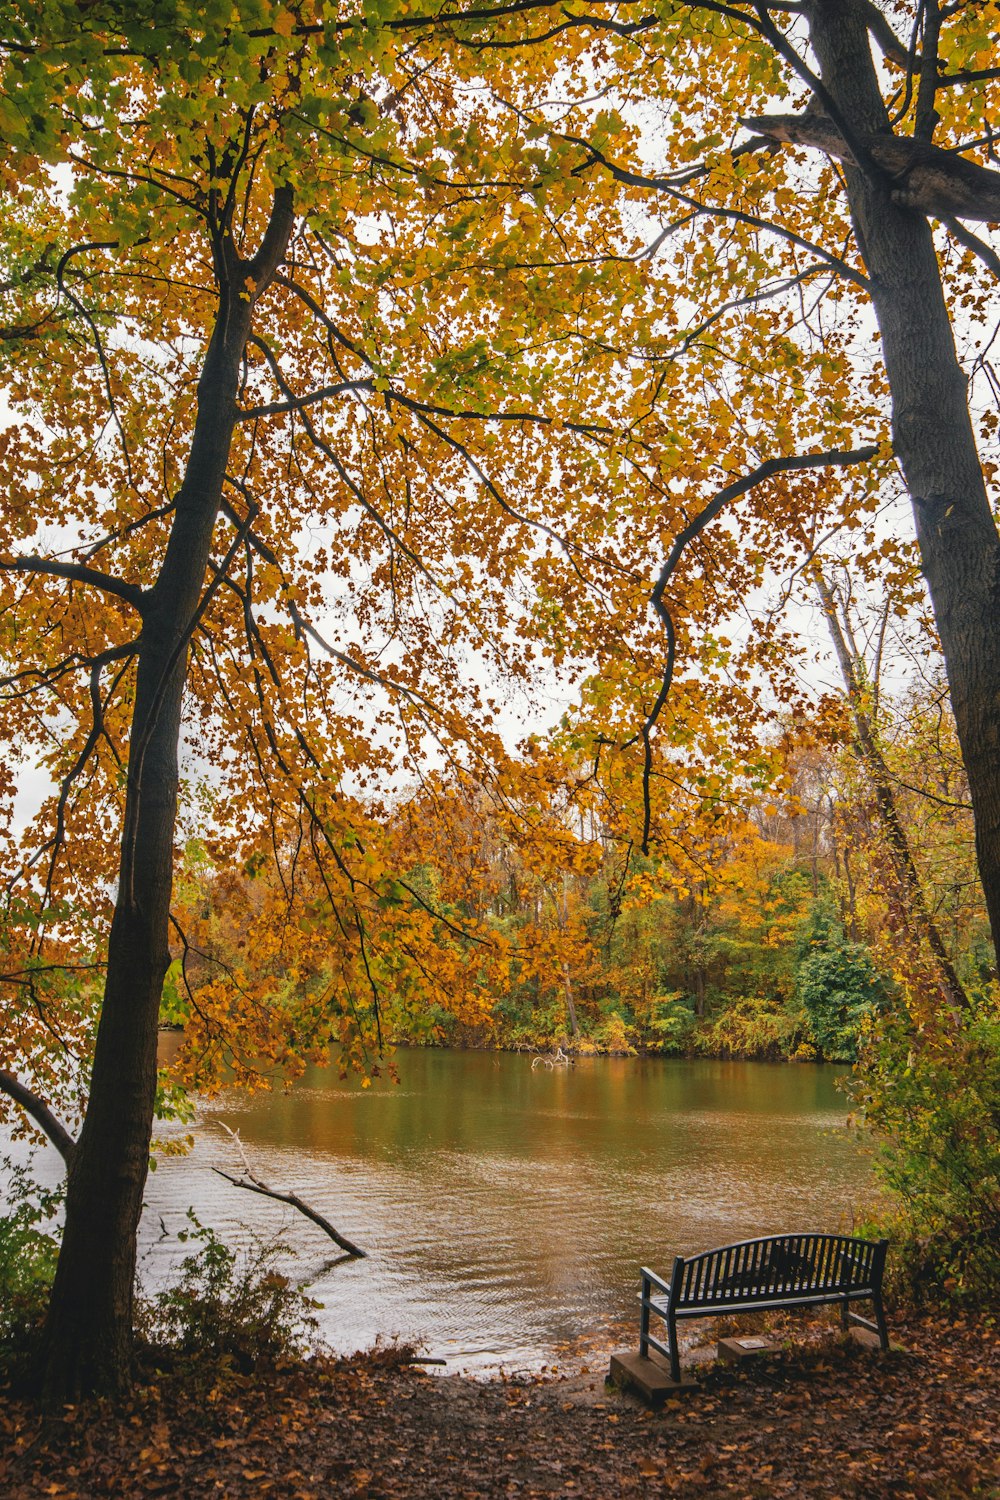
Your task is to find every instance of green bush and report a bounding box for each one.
[634,992,697,1054]
[854,1004,1000,1305]
[797,942,891,1061]
[0,1161,62,1375]
[139,1211,320,1378]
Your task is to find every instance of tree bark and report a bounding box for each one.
[740,109,1000,222]
[808,0,1000,965]
[39,192,294,1401]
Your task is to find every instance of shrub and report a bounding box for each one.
[797,942,891,1061]
[635,992,697,1054]
[0,1160,62,1376]
[592,1010,637,1055]
[853,1002,1000,1306]
[139,1211,319,1378]
[696,995,806,1060]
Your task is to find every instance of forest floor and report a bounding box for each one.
[1,1312,997,1499]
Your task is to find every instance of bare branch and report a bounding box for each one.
[81,499,176,563]
[214,1124,365,1257]
[814,565,969,1013]
[40,649,136,922]
[944,216,1000,279]
[561,132,870,288]
[55,240,138,489]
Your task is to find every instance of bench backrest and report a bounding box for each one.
[675,1233,886,1308]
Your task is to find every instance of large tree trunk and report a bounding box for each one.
[808,0,1000,961]
[40,195,294,1400]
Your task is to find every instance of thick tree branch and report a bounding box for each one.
[914,0,943,140]
[245,185,296,294]
[0,554,146,610]
[740,110,1000,221]
[858,0,909,68]
[0,1068,76,1164]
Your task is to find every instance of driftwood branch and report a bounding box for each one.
[213,1124,366,1258]
[0,1067,76,1165]
[531,1047,573,1069]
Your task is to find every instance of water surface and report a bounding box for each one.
[130,1050,871,1372]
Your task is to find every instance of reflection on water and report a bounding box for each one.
[9,1048,873,1373]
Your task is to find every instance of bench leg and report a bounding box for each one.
[872,1292,890,1353]
[840,1295,850,1332]
[639,1273,650,1358]
[667,1311,680,1384]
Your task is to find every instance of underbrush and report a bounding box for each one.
[0,1180,319,1389]
[692,997,808,1061]
[0,1161,61,1379]
[853,1001,1000,1309]
[137,1212,320,1381]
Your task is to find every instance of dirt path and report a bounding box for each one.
[2,1314,997,1498]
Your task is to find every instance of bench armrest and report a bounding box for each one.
[640,1265,673,1299]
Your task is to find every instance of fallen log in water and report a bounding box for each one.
[212,1123,366,1258]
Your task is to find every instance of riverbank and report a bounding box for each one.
[385,1017,825,1064]
[2,1312,996,1498]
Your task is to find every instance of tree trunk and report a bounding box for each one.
[40,196,294,1400]
[808,0,1000,965]
[560,877,580,1038]
[815,569,969,1012]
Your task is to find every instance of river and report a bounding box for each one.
[5,1050,873,1374]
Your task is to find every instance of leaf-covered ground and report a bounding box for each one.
[2,1314,996,1499]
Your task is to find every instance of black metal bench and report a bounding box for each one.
[639,1232,889,1381]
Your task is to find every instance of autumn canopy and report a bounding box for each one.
[1,0,999,1397]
